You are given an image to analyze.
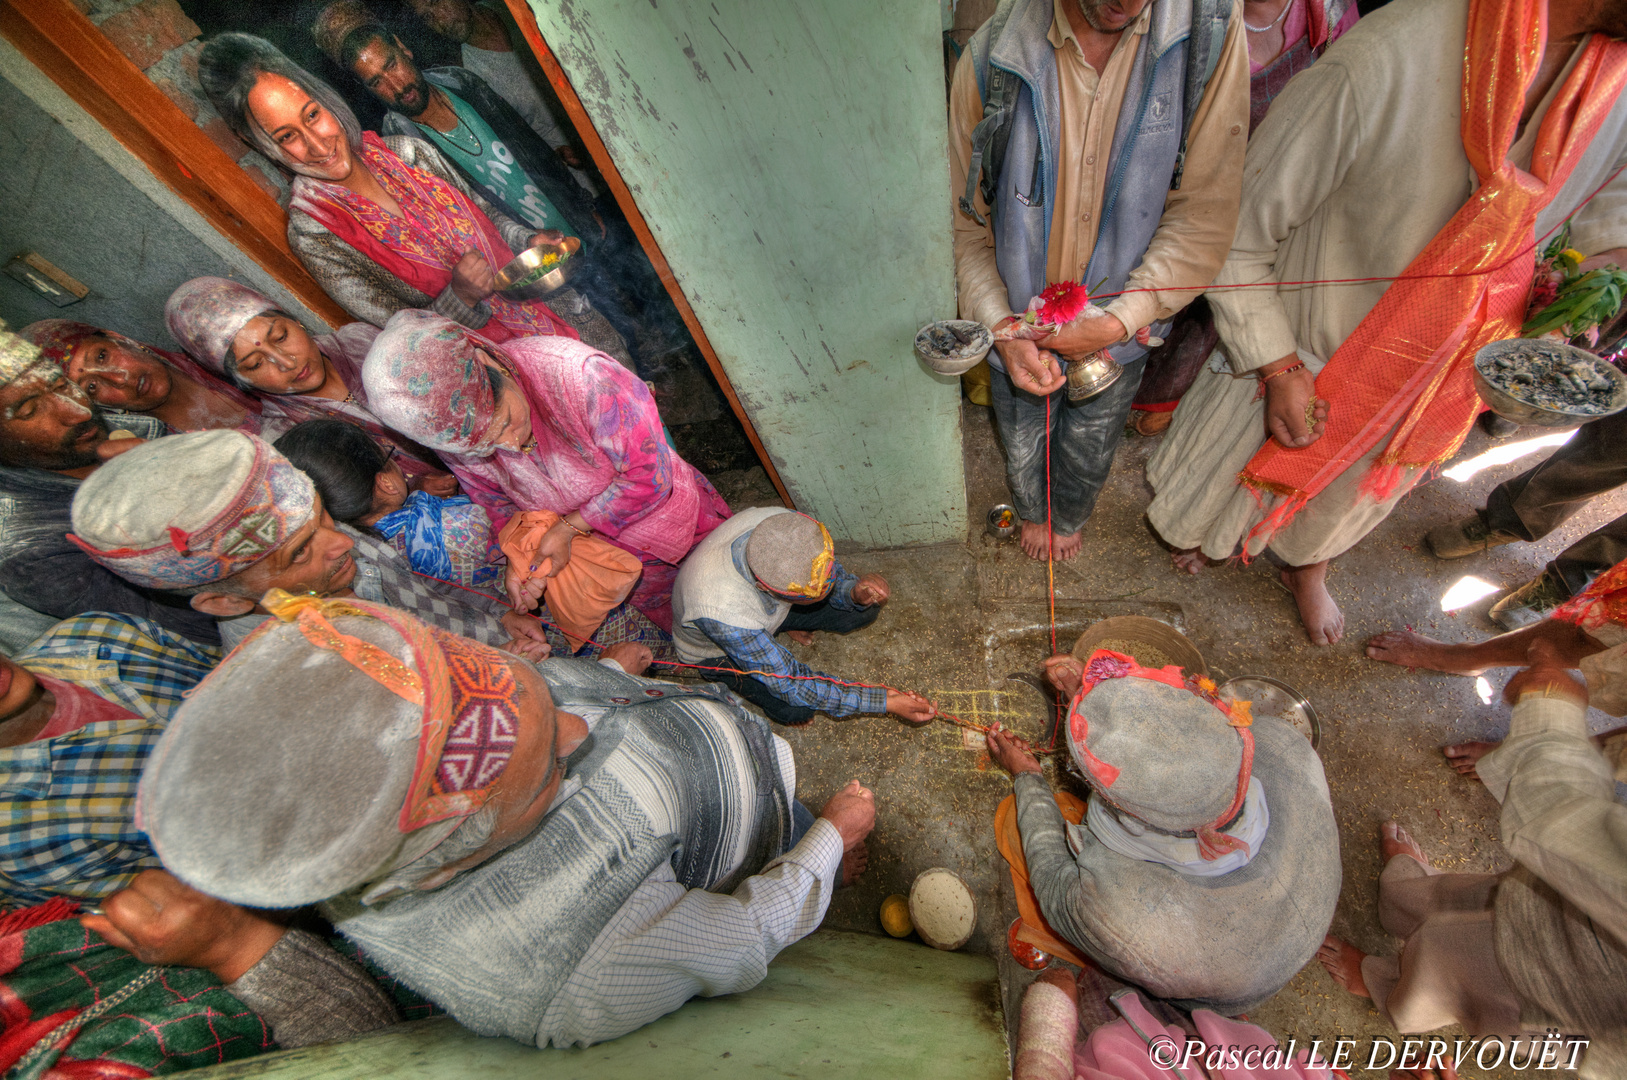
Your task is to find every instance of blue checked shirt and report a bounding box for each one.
[692,560,887,717]
[1,613,222,907]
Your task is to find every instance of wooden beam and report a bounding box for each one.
[0,0,349,328]
[501,0,794,509]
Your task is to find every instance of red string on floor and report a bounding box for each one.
[408,564,1020,741]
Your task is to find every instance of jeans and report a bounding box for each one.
[1482,407,1627,596]
[712,599,881,726]
[988,356,1146,536]
[789,799,816,848]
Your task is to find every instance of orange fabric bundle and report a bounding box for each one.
[497,511,642,650]
[995,791,1096,971]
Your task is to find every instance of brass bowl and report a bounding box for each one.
[1065,352,1123,401]
[1071,616,1207,677]
[494,236,582,300]
[1471,339,1627,429]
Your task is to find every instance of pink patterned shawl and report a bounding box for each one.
[164,278,442,482]
[290,133,576,344]
[363,312,730,570]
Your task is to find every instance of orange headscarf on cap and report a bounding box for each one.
[256,589,521,832]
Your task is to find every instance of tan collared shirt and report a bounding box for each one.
[949,0,1249,336]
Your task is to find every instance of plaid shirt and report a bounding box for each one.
[345,527,511,646]
[1,614,222,907]
[691,560,886,717]
[15,612,221,720]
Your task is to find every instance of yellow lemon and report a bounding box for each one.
[879,893,913,938]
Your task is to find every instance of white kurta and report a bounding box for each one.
[1146,0,1627,565]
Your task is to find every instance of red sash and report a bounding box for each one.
[1239,0,1627,542]
[294,133,575,343]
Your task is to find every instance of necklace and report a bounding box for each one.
[436,116,483,157]
[1243,0,1291,33]
[519,436,537,453]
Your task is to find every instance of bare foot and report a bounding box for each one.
[1019,520,1050,560]
[840,841,870,887]
[1019,521,1083,561]
[1443,741,1498,781]
[1365,629,1485,675]
[1381,821,1430,868]
[785,630,815,647]
[1317,935,1370,998]
[1282,562,1344,645]
[1172,547,1210,575]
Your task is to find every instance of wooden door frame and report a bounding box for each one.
[0,0,349,327]
[501,0,793,508]
[2,0,793,505]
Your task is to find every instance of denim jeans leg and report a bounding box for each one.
[713,667,820,726]
[988,365,1059,527]
[1048,357,1146,535]
[779,599,881,635]
[789,799,817,847]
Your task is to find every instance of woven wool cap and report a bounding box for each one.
[312,0,380,66]
[745,511,835,600]
[1070,676,1242,834]
[69,430,315,589]
[0,319,54,388]
[140,593,528,907]
[165,277,275,377]
[138,614,433,907]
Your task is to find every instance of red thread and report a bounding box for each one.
[1093,163,1626,303]
[404,567,1012,742]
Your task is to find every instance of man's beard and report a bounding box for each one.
[396,77,434,119]
[1077,0,1130,33]
[48,409,111,470]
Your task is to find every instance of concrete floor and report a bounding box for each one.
[762,398,1624,1079]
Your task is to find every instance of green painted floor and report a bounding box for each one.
[187,930,1007,1080]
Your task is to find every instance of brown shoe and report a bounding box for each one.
[1424,514,1521,559]
[1132,410,1173,437]
[1489,572,1570,631]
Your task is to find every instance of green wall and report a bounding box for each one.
[529,0,966,548]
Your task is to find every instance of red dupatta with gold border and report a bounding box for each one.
[1239,0,1627,542]
[293,133,576,345]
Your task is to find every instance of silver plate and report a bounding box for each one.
[1219,675,1321,750]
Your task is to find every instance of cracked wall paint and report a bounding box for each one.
[529,0,965,548]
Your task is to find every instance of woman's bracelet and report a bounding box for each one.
[1258,361,1306,384]
[561,517,591,538]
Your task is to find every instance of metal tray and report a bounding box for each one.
[1219,675,1321,750]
